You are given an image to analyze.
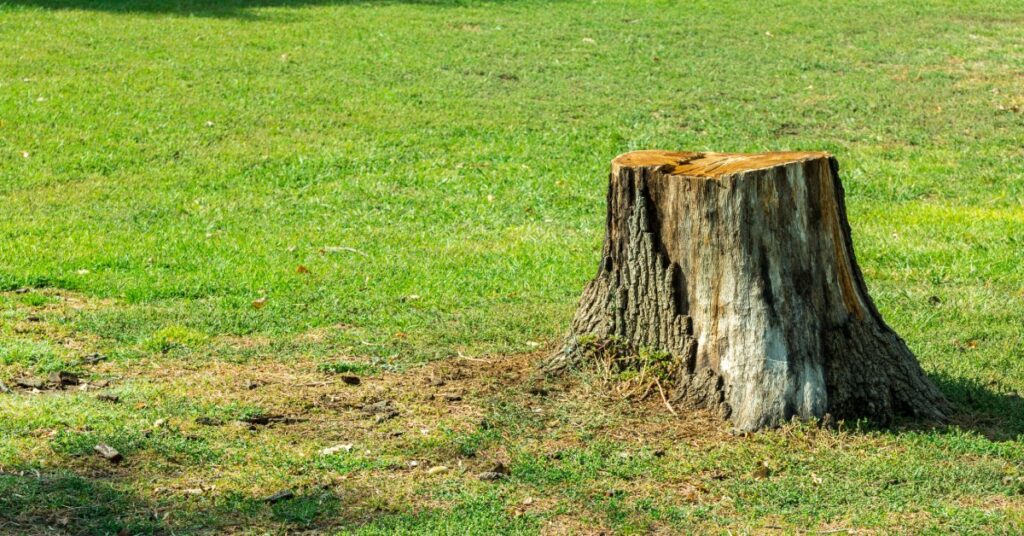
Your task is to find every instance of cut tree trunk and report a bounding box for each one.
[547,150,948,432]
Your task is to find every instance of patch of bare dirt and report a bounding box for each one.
[2,296,750,532]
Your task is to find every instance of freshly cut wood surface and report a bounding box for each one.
[550,150,948,431]
[612,150,831,178]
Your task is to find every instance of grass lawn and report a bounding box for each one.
[1,0,1023,533]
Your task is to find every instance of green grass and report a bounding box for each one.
[1,0,1023,533]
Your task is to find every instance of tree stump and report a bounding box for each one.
[548,150,948,432]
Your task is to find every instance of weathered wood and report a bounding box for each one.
[548,150,948,431]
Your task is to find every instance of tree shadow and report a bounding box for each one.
[0,470,165,535]
[0,469,356,535]
[925,372,1024,442]
[0,0,519,19]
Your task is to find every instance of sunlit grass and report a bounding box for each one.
[0,0,1022,533]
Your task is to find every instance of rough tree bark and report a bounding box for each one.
[547,150,948,432]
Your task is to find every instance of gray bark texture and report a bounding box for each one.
[548,150,949,432]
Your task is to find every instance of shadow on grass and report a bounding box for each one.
[0,0,525,18]
[0,471,164,535]
[0,470,347,535]
[929,372,1024,441]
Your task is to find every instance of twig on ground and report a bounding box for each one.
[654,376,677,416]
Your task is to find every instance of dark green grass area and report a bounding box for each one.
[1,0,1023,533]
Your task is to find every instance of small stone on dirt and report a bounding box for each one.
[263,490,295,503]
[48,371,80,387]
[15,377,45,389]
[94,443,123,463]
